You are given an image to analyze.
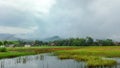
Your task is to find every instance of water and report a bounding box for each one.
[0,54,86,68]
[102,57,120,68]
[0,54,119,68]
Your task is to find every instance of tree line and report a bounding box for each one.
[50,37,115,46]
[0,37,119,47]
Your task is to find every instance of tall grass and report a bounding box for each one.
[54,46,120,67]
[0,46,120,67]
[0,46,78,59]
[0,52,35,59]
[0,47,7,52]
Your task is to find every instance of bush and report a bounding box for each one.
[0,47,7,52]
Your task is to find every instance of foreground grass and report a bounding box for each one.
[54,46,120,67]
[55,53,116,67]
[0,46,78,59]
[0,52,35,59]
[0,46,120,67]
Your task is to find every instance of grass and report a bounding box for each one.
[0,46,78,59]
[54,46,120,67]
[56,54,117,67]
[87,59,116,67]
[0,52,35,59]
[7,47,78,53]
[0,47,7,52]
[0,46,120,67]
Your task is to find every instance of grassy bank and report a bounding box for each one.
[0,46,78,59]
[54,46,120,67]
[0,52,35,59]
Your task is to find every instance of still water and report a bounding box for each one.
[0,54,119,68]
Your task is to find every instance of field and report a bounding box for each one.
[0,46,120,67]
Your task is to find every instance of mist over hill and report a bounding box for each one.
[0,33,18,40]
[0,33,62,41]
[43,36,62,41]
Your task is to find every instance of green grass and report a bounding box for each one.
[55,53,117,67]
[0,52,35,59]
[7,47,78,53]
[0,46,78,59]
[87,59,116,67]
[0,46,120,67]
[54,46,120,67]
[0,47,7,52]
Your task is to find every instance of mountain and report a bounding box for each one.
[43,36,62,41]
[0,34,62,41]
[0,33,20,40]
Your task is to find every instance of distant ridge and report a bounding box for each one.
[43,36,62,41]
[0,33,20,40]
[0,34,62,41]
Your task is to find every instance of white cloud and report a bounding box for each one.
[0,26,38,34]
[0,0,56,35]
[89,0,120,16]
[0,0,56,14]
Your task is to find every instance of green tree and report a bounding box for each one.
[0,41,3,46]
[3,40,9,45]
[86,37,94,46]
[96,39,114,46]
[34,40,43,46]
[72,38,86,46]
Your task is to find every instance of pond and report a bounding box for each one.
[0,54,119,68]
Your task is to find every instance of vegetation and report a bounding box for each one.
[0,46,78,59]
[0,52,35,59]
[54,46,120,67]
[0,46,119,67]
[51,37,114,46]
[0,36,117,47]
[0,40,119,67]
[57,54,116,67]
[0,47,7,52]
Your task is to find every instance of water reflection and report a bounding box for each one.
[0,54,119,68]
[0,61,4,68]
[15,54,45,64]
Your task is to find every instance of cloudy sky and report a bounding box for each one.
[0,0,120,40]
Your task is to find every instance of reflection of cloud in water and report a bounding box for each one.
[0,61,4,68]
[15,55,45,64]
[0,54,119,68]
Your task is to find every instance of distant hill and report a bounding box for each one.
[0,34,62,41]
[43,36,62,41]
[0,33,20,40]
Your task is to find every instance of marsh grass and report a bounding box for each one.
[0,46,78,59]
[54,46,120,67]
[56,53,117,67]
[0,52,35,59]
[87,59,116,67]
[0,46,119,67]
[0,47,7,52]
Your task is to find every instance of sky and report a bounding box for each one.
[0,0,120,40]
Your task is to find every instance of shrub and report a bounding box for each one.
[0,47,7,52]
